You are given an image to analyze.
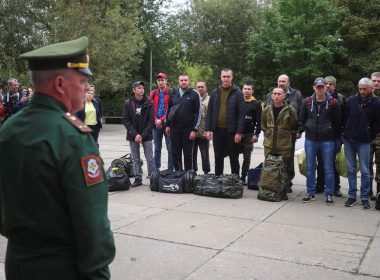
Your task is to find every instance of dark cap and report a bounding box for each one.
[155,73,167,80]
[313,77,326,86]
[19,37,92,76]
[132,81,145,88]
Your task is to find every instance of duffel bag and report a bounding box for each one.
[150,169,195,193]
[106,166,131,192]
[247,163,262,190]
[193,174,243,199]
[257,154,288,202]
[111,153,143,178]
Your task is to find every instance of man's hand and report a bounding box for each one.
[189,131,197,140]
[234,133,242,143]
[205,131,212,141]
[155,119,163,129]
[165,126,170,136]
[251,135,258,143]
[135,134,142,144]
[295,132,302,139]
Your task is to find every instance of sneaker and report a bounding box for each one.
[326,195,334,206]
[302,194,315,203]
[362,200,371,210]
[131,179,142,188]
[334,189,342,197]
[344,198,356,207]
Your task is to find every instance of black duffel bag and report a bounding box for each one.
[106,166,131,192]
[193,174,244,199]
[150,169,195,193]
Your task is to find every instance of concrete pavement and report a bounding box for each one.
[1,124,379,279]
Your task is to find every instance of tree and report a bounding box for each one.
[332,0,380,92]
[176,0,263,84]
[245,0,346,96]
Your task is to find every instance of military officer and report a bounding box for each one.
[0,37,115,279]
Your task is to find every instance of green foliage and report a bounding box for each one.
[175,0,263,85]
[332,0,380,93]
[246,0,346,96]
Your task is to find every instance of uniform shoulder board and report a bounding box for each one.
[63,112,93,133]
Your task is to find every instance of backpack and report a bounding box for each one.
[257,154,288,202]
[111,154,143,177]
[193,174,244,199]
[150,169,195,193]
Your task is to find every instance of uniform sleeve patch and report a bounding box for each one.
[81,154,104,186]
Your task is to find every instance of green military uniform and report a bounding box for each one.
[0,37,115,279]
[261,102,299,184]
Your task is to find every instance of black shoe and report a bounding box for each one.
[375,193,380,211]
[334,190,342,197]
[362,200,371,210]
[344,198,356,207]
[131,179,142,188]
[370,195,377,201]
[302,194,315,203]
[241,176,247,186]
[326,195,334,206]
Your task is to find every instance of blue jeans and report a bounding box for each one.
[153,127,174,170]
[305,139,335,196]
[129,140,156,180]
[344,140,371,200]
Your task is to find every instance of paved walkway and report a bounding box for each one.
[1,124,379,279]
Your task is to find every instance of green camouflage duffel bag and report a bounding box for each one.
[257,154,288,202]
[193,174,244,199]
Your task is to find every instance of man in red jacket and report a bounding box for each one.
[149,73,174,171]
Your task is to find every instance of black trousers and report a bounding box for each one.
[213,127,240,176]
[192,137,210,173]
[170,127,195,171]
[240,134,254,178]
[88,123,101,146]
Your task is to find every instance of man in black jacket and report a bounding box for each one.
[315,76,346,197]
[165,75,200,171]
[239,81,262,184]
[123,81,156,187]
[299,77,341,205]
[205,68,245,176]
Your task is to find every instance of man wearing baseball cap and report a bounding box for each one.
[149,73,174,171]
[0,37,115,279]
[123,80,156,187]
[315,76,346,197]
[299,77,341,205]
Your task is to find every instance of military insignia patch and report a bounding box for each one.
[81,154,104,186]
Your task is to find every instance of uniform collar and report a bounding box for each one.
[29,93,67,113]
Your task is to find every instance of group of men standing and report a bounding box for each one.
[123,68,263,189]
[123,69,380,210]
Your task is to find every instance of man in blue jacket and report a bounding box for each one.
[343,78,380,209]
